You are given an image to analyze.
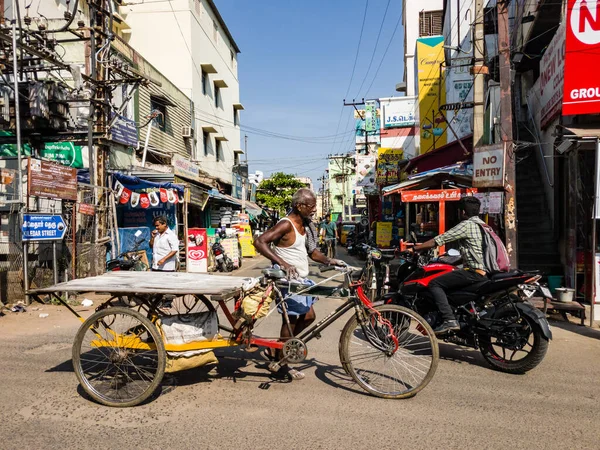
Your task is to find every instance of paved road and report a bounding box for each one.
[1,248,600,449]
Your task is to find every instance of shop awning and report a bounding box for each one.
[383,172,473,197]
[404,134,473,175]
[208,189,243,207]
[112,171,184,194]
[245,200,263,217]
[564,126,600,138]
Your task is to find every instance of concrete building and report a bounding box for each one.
[124,0,243,190]
[293,176,314,193]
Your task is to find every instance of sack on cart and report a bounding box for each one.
[236,283,276,323]
[160,311,219,373]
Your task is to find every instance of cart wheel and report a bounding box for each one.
[72,306,166,407]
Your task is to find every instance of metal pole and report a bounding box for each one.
[472,0,485,148]
[11,1,29,303]
[498,0,517,267]
[141,120,152,167]
[52,241,58,285]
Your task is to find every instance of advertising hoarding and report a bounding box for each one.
[563,0,600,115]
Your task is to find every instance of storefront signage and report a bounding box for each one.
[78,203,96,216]
[364,100,378,133]
[39,142,85,168]
[172,154,200,182]
[187,228,208,273]
[382,97,416,128]
[473,144,505,188]
[28,158,77,201]
[474,192,503,214]
[375,221,392,247]
[186,184,210,210]
[232,173,243,199]
[110,113,138,147]
[563,0,600,116]
[539,23,565,128]
[400,189,468,203]
[22,214,66,241]
[376,148,404,185]
[355,155,376,188]
[416,36,447,153]
[0,168,15,185]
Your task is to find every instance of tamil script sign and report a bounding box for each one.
[381,97,416,128]
[539,23,565,128]
[473,144,505,188]
[28,158,77,201]
[563,0,600,115]
[401,189,465,203]
[22,214,66,241]
[172,154,200,181]
[376,148,404,185]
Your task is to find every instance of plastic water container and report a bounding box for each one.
[555,288,575,303]
[547,275,564,294]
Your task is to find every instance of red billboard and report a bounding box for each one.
[563,0,600,116]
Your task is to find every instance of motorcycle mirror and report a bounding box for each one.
[448,248,460,257]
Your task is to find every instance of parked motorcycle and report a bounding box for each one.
[106,230,148,272]
[383,239,552,374]
[212,233,234,272]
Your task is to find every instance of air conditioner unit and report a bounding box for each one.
[182,126,194,138]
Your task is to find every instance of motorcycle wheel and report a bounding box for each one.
[479,304,549,374]
[216,259,225,272]
[225,257,234,272]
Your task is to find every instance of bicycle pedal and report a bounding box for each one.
[314,332,322,339]
[268,362,281,372]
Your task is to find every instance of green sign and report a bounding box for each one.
[365,100,377,133]
[39,142,84,169]
[0,131,32,157]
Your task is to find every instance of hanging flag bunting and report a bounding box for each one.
[160,188,168,203]
[149,190,160,207]
[140,193,150,209]
[178,192,185,204]
[167,188,177,203]
[114,180,124,198]
[130,191,140,208]
[119,187,132,204]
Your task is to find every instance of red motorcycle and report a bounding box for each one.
[383,238,552,374]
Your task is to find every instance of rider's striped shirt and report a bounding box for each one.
[434,216,486,271]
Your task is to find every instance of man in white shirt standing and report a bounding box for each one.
[149,216,179,271]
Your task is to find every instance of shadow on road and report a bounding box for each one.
[547,318,600,341]
[438,342,490,370]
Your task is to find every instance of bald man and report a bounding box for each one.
[254,188,345,380]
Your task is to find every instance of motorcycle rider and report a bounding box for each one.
[410,196,487,335]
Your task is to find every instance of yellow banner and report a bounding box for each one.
[376,147,404,185]
[375,222,393,248]
[416,36,447,154]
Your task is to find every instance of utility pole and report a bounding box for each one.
[497,0,517,266]
[472,0,486,148]
[242,134,247,211]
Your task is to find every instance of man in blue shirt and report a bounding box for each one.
[320,216,338,258]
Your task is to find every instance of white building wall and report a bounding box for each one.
[443,0,474,143]
[125,0,241,185]
[403,0,444,97]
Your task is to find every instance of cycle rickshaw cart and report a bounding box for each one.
[30,265,439,407]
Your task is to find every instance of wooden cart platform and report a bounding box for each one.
[31,271,254,299]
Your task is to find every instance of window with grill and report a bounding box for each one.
[419,10,443,37]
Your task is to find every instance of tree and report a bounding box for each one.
[256,172,305,214]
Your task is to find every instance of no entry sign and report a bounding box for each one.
[473,144,505,188]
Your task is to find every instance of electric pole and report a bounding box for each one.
[498,0,517,266]
[472,0,486,148]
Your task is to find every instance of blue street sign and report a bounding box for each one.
[22,214,67,241]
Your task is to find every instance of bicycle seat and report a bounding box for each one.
[261,268,286,279]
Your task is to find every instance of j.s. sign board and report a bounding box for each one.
[563,0,600,116]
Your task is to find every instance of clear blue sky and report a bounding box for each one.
[215,0,405,189]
